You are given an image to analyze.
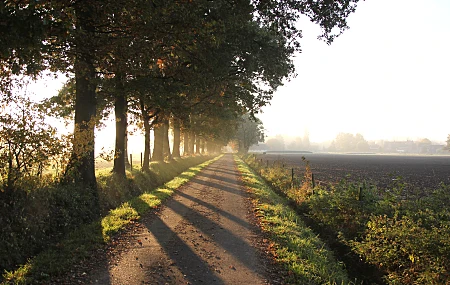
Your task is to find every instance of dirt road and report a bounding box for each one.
[83,154,270,285]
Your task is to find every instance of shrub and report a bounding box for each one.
[350,212,450,284]
[308,180,381,240]
[0,182,98,274]
[0,96,63,192]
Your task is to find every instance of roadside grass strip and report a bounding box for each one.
[235,155,354,285]
[2,155,222,285]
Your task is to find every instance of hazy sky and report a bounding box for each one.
[259,0,450,143]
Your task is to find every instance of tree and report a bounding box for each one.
[162,118,173,160]
[303,130,311,150]
[418,137,432,153]
[333,132,369,152]
[419,138,432,145]
[0,96,62,192]
[266,136,286,151]
[70,2,99,190]
[183,130,190,156]
[234,114,265,153]
[0,95,66,273]
[171,117,181,158]
[355,133,370,151]
[152,122,164,162]
[112,74,127,176]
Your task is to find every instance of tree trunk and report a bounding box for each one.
[189,131,195,155]
[206,140,213,154]
[216,143,222,153]
[199,138,205,154]
[140,100,151,171]
[142,121,151,170]
[195,135,200,154]
[152,123,164,162]
[162,118,172,161]
[71,3,97,192]
[172,118,181,158]
[207,141,220,154]
[183,131,190,156]
[112,74,127,177]
[124,114,130,167]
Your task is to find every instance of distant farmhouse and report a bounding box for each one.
[382,140,445,154]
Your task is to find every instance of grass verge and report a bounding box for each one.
[2,155,222,285]
[235,155,355,285]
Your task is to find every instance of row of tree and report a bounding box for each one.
[261,133,311,151]
[328,132,370,152]
[1,0,360,209]
[249,132,365,152]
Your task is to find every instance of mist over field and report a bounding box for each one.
[250,132,448,155]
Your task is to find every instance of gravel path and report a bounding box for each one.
[82,154,270,285]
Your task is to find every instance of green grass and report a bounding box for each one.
[235,155,355,285]
[2,155,222,285]
[96,157,213,213]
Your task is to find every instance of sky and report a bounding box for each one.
[258,0,450,143]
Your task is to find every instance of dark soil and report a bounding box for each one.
[258,153,450,190]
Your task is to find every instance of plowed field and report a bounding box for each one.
[255,153,450,190]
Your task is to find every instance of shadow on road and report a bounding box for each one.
[140,209,226,285]
[189,176,242,196]
[195,170,238,185]
[176,191,250,229]
[164,193,257,270]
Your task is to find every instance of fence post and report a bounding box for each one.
[311,173,316,188]
[291,168,294,187]
[358,186,363,201]
[140,152,143,167]
[130,154,133,171]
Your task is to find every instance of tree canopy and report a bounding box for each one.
[233,114,265,153]
[0,0,362,193]
[330,132,369,152]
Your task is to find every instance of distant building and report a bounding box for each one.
[382,140,444,154]
[383,140,417,153]
[368,142,381,152]
[429,144,445,154]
